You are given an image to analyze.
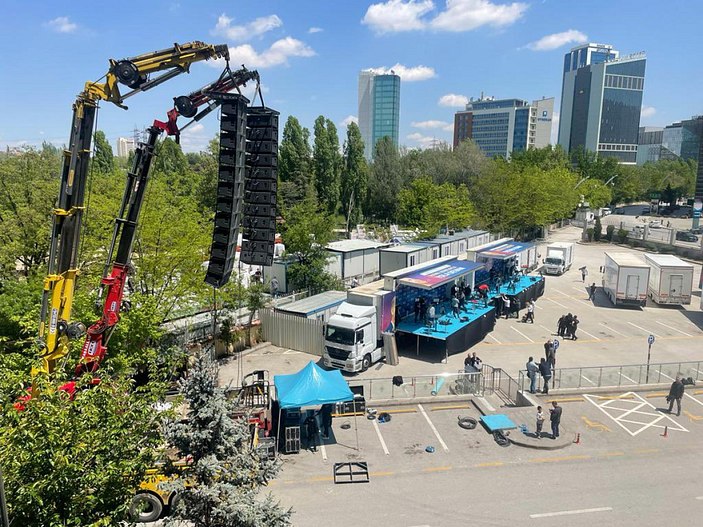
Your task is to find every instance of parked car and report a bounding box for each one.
[676,231,699,242]
[648,221,665,229]
[689,227,703,235]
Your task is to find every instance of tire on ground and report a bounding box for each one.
[130,492,164,523]
[457,416,477,430]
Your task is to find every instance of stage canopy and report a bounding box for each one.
[398,260,484,291]
[274,361,354,409]
[477,241,534,260]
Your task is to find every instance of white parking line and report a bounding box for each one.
[372,419,390,456]
[581,374,596,385]
[557,289,594,308]
[530,507,613,518]
[618,372,637,384]
[511,326,535,343]
[599,322,628,337]
[539,324,555,335]
[684,393,703,407]
[655,369,676,381]
[534,303,543,310]
[577,328,601,341]
[656,321,692,337]
[628,322,661,338]
[319,443,328,462]
[544,297,569,309]
[418,404,449,452]
[487,333,502,344]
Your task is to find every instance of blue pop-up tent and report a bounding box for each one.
[274,361,353,408]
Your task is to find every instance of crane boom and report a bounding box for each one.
[36,41,229,376]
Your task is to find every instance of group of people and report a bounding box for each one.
[535,401,562,439]
[413,279,480,328]
[526,353,554,395]
[557,313,580,340]
[464,351,483,373]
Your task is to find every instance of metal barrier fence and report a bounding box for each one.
[347,372,482,402]
[260,308,325,356]
[517,360,703,392]
[482,364,522,406]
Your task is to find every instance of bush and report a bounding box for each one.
[617,228,628,243]
[586,227,594,242]
[605,224,615,241]
[594,217,602,241]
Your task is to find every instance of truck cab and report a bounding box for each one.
[323,302,382,372]
[543,243,574,276]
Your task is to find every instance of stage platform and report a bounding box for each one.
[488,274,545,303]
[397,302,494,341]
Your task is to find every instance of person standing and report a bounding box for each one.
[570,315,580,340]
[305,412,319,452]
[581,266,588,283]
[270,277,279,298]
[536,405,545,439]
[557,315,566,337]
[428,303,437,330]
[501,294,511,319]
[419,297,427,323]
[526,356,539,394]
[320,404,333,439]
[539,358,552,394]
[543,339,554,362]
[667,376,685,416]
[458,289,466,311]
[549,401,562,439]
[451,295,460,318]
[414,298,421,323]
[588,282,596,300]
[526,300,535,323]
[563,313,573,338]
[464,283,472,300]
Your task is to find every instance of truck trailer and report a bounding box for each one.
[643,253,694,305]
[602,252,650,307]
[543,242,574,275]
[323,281,395,373]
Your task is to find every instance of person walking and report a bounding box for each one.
[526,356,539,394]
[501,293,511,319]
[588,282,596,300]
[570,315,580,340]
[536,405,545,439]
[539,358,552,394]
[549,401,562,439]
[526,300,535,323]
[581,266,588,283]
[667,376,685,416]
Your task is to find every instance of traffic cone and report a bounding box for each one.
[661,426,668,438]
[574,433,581,444]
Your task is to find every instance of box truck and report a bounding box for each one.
[543,242,574,275]
[323,281,395,373]
[602,252,650,307]
[643,253,694,305]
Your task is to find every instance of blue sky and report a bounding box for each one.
[1,0,702,153]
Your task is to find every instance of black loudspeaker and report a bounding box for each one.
[205,93,249,288]
[241,107,279,267]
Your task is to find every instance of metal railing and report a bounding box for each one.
[347,371,482,402]
[518,360,703,392]
[482,364,522,406]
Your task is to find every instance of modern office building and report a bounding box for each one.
[636,126,664,165]
[636,116,703,165]
[453,96,554,157]
[558,43,646,164]
[358,70,401,161]
[116,137,136,158]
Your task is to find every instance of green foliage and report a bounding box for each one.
[312,116,341,214]
[278,117,312,212]
[340,122,368,232]
[593,217,602,241]
[571,146,619,183]
[153,138,191,194]
[579,179,613,209]
[606,224,615,242]
[245,281,268,346]
[510,145,570,171]
[0,373,165,527]
[93,130,114,174]
[586,227,594,242]
[617,228,629,243]
[367,136,402,222]
[163,353,291,527]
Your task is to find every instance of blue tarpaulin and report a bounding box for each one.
[274,361,354,409]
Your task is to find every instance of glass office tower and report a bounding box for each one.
[358,71,400,161]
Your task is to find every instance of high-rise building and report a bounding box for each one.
[453,96,554,157]
[116,137,136,158]
[358,70,400,160]
[637,116,703,165]
[636,126,664,165]
[558,43,646,164]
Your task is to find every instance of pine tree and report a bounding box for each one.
[163,353,291,527]
[93,130,114,174]
[312,116,340,214]
[278,116,312,211]
[340,122,368,233]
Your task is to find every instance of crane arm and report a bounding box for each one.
[153,65,260,138]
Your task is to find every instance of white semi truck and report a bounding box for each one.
[543,242,574,275]
[602,252,650,307]
[643,253,694,305]
[323,281,395,373]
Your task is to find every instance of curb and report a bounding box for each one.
[508,434,573,450]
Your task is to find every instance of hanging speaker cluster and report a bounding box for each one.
[205,93,249,288]
[240,107,279,267]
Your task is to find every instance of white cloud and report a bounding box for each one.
[179,123,209,152]
[341,115,359,127]
[308,27,323,33]
[407,132,436,147]
[212,13,283,41]
[363,0,434,33]
[526,29,588,51]
[641,106,656,118]
[363,0,527,34]
[45,16,78,33]
[412,120,450,129]
[219,37,316,69]
[431,0,528,32]
[366,64,436,81]
[551,111,559,144]
[438,93,469,107]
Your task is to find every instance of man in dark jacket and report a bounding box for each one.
[539,358,552,394]
[667,377,685,416]
[549,401,562,439]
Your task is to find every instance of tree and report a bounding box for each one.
[366,136,402,222]
[312,116,340,214]
[593,216,603,241]
[579,179,613,209]
[278,117,312,211]
[571,147,618,183]
[153,138,191,194]
[245,281,267,346]
[340,122,368,233]
[93,130,114,174]
[0,373,165,526]
[162,353,291,527]
[282,198,340,294]
[510,145,569,171]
